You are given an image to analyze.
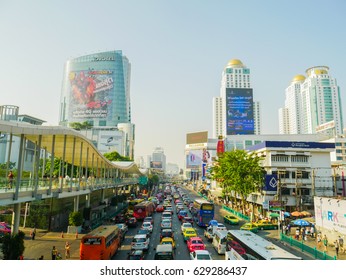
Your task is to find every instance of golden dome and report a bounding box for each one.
[227,59,244,67]
[292,74,306,83]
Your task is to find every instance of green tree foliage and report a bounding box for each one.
[68,211,83,226]
[70,121,93,131]
[1,231,25,260]
[103,151,131,161]
[211,149,264,211]
[148,174,159,188]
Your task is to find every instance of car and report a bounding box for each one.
[127,250,145,260]
[190,250,213,260]
[253,219,278,230]
[182,227,197,241]
[223,215,239,225]
[160,237,176,249]
[156,205,164,212]
[181,216,194,225]
[177,210,188,220]
[160,228,174,240]
[161,219,172,229]
[127,217,138,227]
[137,228,151,236]
[112,214,127,223]
[240,223,259,233]
[187,237,206,252]
[181,222,193,233]
[165,207,174,214]
[143,216,154,225]
[226,240,246,255]
[162,212,172,220]
[141,222,153,233]
[131,234,150,251]
[176,206,185,214]
[115,223,128,240]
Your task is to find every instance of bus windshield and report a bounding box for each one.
[226,230,302,260]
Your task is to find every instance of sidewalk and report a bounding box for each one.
[20,228,84,260]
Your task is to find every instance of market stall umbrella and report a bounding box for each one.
[291,211,303,217]
[284,212,291,217]
[301,211,312,217]
[303,217,315,224]
[292,219,310,227]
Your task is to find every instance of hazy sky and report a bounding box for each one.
[1,0,345,169]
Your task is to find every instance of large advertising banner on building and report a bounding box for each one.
[150,161,163,169]
[314,197,346,235]
[186,150,203,168]
[68,70,114,119]
[226,88,254,135]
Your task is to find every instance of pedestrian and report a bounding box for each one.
[317,233,322,248]
[338,236,344,253]
[301,228,306,241]
[323,235,328,252]
[334,239,339,256]
[7,171,14,189]
[31,227,36,240]
[52,246,58,260]
[65,241,71,259]
[295,228,300,240]
[287,224,291,235]
[310,226,315,238]
[38,255,44,260]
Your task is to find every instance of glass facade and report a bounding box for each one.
[59,51,131,127]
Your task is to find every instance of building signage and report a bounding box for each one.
[269,200,282,211]
[263,174,278,191]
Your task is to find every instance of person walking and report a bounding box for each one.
[51,246,58,260]
[317,233,322,248]
[7,171,14,189]
[338,236,344,254]
[334,239,339,257]
[310,226,315,238]
[31,227,36,240]
[65,241,71,259]
[295,228,300,240]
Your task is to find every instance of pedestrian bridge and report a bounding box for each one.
[0,120,145,232]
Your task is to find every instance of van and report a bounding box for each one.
[154,244,174,260]
[212,230,228,255]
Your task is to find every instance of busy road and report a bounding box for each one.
[113,184,241,260]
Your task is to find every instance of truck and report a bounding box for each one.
[203,223,227,241]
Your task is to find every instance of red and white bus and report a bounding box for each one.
[133,201,155,220]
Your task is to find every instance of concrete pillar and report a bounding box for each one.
[85,194,90,208]
[11,203,21,234]
[74,195,80,212]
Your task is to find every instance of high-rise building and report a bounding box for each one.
[150,147,166,171]
[213,59,261,138]
[59,51,135,159]
[279,66,344,136]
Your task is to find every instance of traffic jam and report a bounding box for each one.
[112,184,235,260]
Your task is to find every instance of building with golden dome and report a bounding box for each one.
[213,58,261,138]
[279,66,343,136]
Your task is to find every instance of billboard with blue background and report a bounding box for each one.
[226,88,254,135]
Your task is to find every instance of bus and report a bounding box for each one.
[80,225,121,260]
[133,201,155,220]
[128,199,144,211]
[226,230,302,260]
[193,199,214,227]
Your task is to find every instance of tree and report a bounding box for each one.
[103,151,131,161]
[1,231,25,260]
[68,211,83,226]
[211,149,264,213]
[70,121,93,131]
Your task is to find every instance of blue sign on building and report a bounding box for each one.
[263,174,278,191]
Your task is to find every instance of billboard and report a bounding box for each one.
[226,88,254,135]
[186,150,203,168]
[186,131,208,144]
[68,70,114,119]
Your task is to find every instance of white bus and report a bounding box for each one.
[226,230,302,260]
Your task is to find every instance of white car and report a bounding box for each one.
[131,234,150,251]
[181,222,193,233]
[190,250,213,260]
[141,222,153,233]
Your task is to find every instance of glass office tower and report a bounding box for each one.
[59,50,131,127]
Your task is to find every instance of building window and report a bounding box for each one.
[291,155,309,163]
[271,155,289,162]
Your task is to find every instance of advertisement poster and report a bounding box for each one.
[68,70,114,119]
[186,150,203,168]
[226,88,254,135]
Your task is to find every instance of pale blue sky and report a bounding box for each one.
[1,0,345,169]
